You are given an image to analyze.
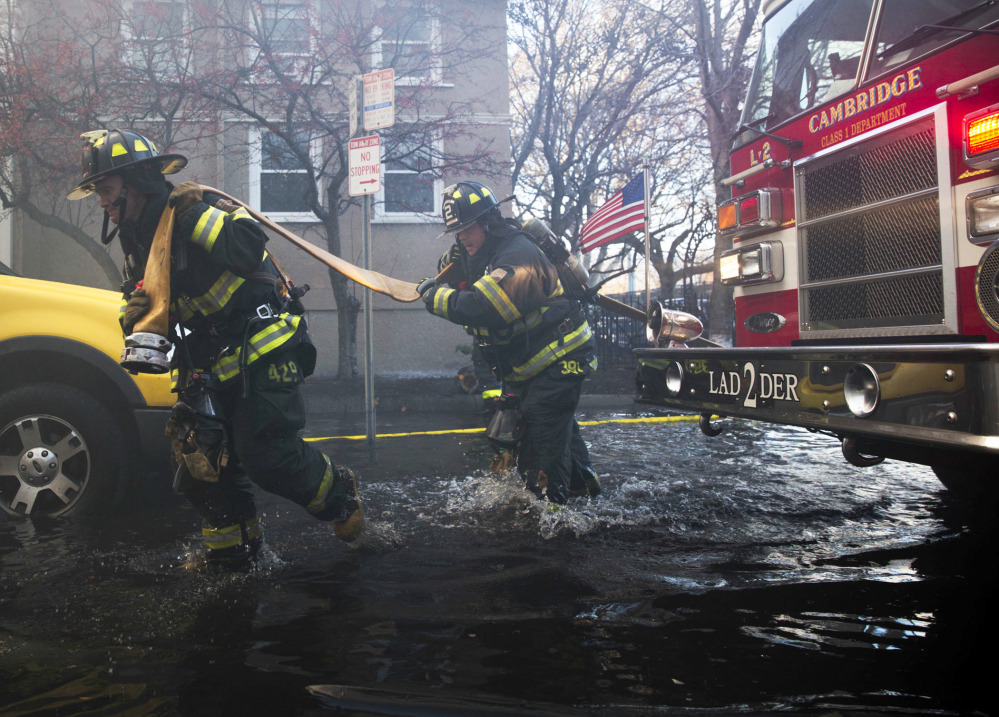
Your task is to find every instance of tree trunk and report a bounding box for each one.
[320,205,361,378]
[331,270,360,378]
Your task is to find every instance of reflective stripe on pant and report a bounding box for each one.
[202,516,263,551]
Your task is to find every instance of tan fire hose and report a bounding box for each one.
[133,206,174,336]
[120,207,175,373]
[199,185,423,303]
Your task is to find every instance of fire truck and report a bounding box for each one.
[635,0,999,492]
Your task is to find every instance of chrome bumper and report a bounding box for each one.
[634,344,999,455]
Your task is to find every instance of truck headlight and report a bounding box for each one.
[719,241,784,286]
[968,185,999,244]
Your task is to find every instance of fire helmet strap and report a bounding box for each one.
[100,211,118,245]
[100,184,128,245]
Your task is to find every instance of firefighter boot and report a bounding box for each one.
[331,467,364,542]
[569,465,601,498]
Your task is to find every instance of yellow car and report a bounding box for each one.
[0,261,174,517]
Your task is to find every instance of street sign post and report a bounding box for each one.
[349,75,359,137]
[348,135,381,196]
[347,131,383,458]
[362,69,395,131]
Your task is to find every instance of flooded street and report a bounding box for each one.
[1,400,996,716]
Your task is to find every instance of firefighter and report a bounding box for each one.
[418,181,600,503]
[67,129,363,570]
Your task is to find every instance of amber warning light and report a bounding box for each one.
[717,189,781,237]
[965,105,999,169]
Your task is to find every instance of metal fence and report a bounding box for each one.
[587,290,711,369]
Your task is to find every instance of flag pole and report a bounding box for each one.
[642,157,652,314]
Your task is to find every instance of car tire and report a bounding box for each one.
[0,383,132,517]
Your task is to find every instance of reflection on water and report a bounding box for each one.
[1,412,995,715]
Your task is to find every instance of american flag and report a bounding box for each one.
[579,172,646,254]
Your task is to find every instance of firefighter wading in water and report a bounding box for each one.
[418,181,600,504]
[67,129,363,570]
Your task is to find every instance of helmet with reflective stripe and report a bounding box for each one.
[67,128,187,200]
[440,181,502,234]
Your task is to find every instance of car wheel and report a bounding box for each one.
[0,383,131,517]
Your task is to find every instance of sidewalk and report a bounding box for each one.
[303,365,640,415]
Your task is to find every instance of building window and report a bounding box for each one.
[124,0,187,76]
[375,5,442,86]
[249,127,320,222]
[375,133,439,222]
[250,0,316,77]
[258,1,312,54]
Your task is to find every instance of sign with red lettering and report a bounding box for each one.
[348,135,381,196]
[362,69,395,131]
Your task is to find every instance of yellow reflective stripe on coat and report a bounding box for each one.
[202,517,263,550]
[182,270,246,319]
[213,313,303,384]
[473,274,521,324]
[506,320,594,382]
[190,206,227,253]
[307,454,335,514]
[429,286,456,321]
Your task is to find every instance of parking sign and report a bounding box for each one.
[362,69,395,131]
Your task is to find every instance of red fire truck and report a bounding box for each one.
[635,0,999,492]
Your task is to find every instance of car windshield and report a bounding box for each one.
[739,0,875,141]
[0,260,18,277]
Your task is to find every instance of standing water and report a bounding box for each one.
[1,402,995,716]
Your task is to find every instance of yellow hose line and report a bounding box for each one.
[304,413,717,442]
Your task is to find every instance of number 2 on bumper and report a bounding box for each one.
[708,362,801,408]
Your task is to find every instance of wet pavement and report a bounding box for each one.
[1,376,997,716]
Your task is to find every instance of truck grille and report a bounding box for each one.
[797,115,944,334]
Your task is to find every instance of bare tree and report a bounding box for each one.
[508,0,722,319]
[671,0,762,343]
[0,0,218,285]
[2,0,507,376]
[509,0,694,235]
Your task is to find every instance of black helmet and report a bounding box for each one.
[440,181,503,234]
[67,128,187,200]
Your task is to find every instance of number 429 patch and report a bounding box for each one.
[266,360,301,384]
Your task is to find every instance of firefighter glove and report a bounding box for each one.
[122,289,151,335]
[169,181,203,224]
[418,278,444,313]
[417,277,439,297]
[438,243,465,273]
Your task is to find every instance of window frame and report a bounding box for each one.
[373,131,442,224]
[373,4,444,87]
[249,0,319,78]
[248,125,322,224]
[122,0,189,78]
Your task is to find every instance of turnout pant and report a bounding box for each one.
[180,346,353,567]
[507,358,594,504]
